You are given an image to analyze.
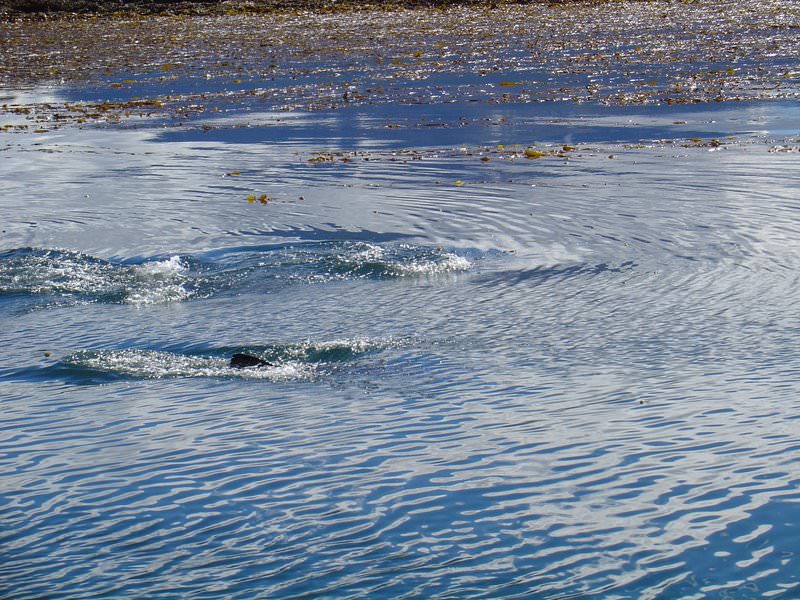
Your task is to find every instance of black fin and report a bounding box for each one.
[230,353,273,369]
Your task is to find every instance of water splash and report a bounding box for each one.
[0,243,474,312]
[226,336,410,364]
[44,337,406,383]
[58,349,312,381]
[126,255,192,305]
[307,242,472,280]
[0,248,193,307]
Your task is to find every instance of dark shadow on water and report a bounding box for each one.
[225,225,415,245]
[471,260,636,287]
[148,101,797,149]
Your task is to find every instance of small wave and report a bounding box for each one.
[0,243,474,311]
[0,248,116,296]
[299,242,473,281]
[226,336,408,364]
[0,248,194,307]
[127,256,192,305]
[392,251,472,276]
[189,241,474,290]
[46,337,404,383]
[58,349,314,381]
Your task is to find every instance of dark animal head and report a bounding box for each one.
[230,353,273,369]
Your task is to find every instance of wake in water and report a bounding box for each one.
[0,243,473,311]
[38,337,410,383]
[58,349,311,381]
[0,248,192,307]
[202,241,474,284]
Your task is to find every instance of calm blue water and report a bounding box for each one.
[2,64,800,599]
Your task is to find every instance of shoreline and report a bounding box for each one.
[0,0,579,19]
[1,0,797,131]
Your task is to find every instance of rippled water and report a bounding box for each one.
[3,49,800,599]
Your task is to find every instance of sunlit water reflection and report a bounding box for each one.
[2,87,800,598]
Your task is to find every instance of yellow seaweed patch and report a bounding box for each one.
[524,149,548,159]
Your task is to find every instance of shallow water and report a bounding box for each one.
[3,17,800,597]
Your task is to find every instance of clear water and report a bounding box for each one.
[2,75,800,598]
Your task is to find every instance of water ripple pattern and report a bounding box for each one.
[3,52,800,600]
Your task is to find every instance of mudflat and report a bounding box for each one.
[2,0,798,130]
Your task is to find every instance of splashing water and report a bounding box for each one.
[0,249,192,306]
[60,348,314,381]
[0,243,475,311]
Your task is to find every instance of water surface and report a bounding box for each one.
[2,6,800,598]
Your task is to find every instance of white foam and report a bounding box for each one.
[1,251,196,305]
[396,253,472,275]
[21,253,111,294]
[125,283,191,305]
[78,349,206,378]
[304,337,383,354]
[134,255,186,276]
[229,361,314,381]
[348,243,385,262]
[126,256,191,305]
[70,349,315,381]
[301,335,413,354]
